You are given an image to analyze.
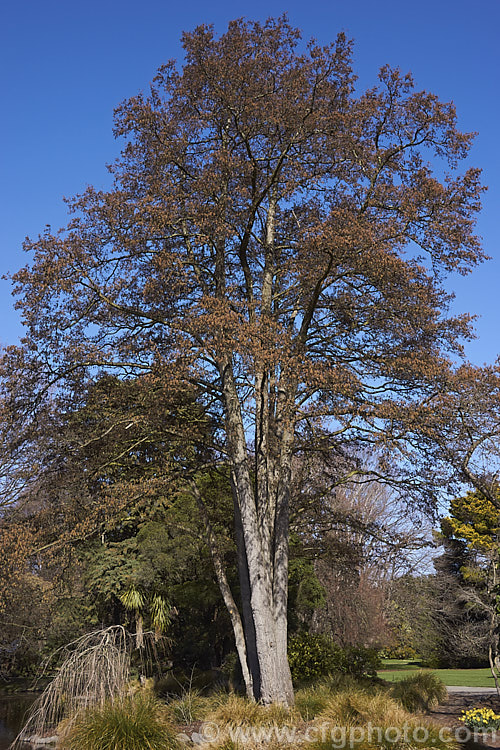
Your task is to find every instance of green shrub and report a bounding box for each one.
[343,646,381,678]
[288,634,381,682]
[380,644,418,660]
[418,654,442,669]
[391,671,447,712]
[59,692,177,750]
[155,669,224,696]
[288,633,345,681]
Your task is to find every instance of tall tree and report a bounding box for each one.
[9,17,484,703]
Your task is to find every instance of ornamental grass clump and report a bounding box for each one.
[316,688,409,727]
[164,688,213,724]
[295,682,337,719]
[59,693,178,750]
[390,671,447,712]
[310,723,455,750]
[11,626,133,750]
[309,688,457,750]
[460,707,500,731]
[204,693,300,727]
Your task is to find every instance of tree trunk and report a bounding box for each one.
[233,483,261,697]
[136,612,144,650]
[489,645,500,696]
[272,431,295,706]
[233,478,293,705]
[488,560,500,697]
[220,356,295,705]
[189,479,254,699]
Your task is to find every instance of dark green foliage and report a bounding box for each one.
[288,633,381,682]
[343,646,382,679]
[288,633,344,681]
[288,559,326,632]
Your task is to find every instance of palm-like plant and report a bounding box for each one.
[119,586,172,648]
[119,586,146,649]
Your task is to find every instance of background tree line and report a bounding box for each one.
[0,371,427,679]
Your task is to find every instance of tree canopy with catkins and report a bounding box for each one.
[6,16,486,703]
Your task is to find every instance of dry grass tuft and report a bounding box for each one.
[205,693,301,727]
[315,688,409,727]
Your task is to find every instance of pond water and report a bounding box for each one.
[0,695,37,750]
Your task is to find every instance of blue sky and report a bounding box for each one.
[1,0,499,363]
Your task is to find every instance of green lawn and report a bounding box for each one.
[379,659,422,671]
[377,659,497,687]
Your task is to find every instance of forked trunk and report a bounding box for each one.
[220,357,295,705]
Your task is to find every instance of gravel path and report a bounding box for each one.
[446,686,499,694]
